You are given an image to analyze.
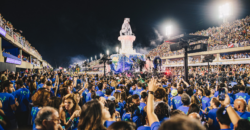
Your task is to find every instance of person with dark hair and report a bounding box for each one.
[107,121,136,130]
[132,94,140,106]
[186,87,194,97]
[34,106,62,130]
[13,80,31,128]
[177,93,190,115]
[0,81,18,129]
[59,93,81,130]
[104,88,112,100]
[202,89,211,110]
[235,85,250,103]
[129,83,136,95]
[208,98,221,130]
[122,102,141,127]
[96,83,104,97]
[216,106,231,130]
[170,109,185,117]
[133,82,143,98]
[154,87,167,108]
[155,102,170,123]
[188,104,200,115]
[78,100,110,130]
[104,100,120,128]
[235,119,250,130]
[172,87,183,110]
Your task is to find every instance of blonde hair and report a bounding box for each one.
[247,100,250,112]
[114,92,121,104]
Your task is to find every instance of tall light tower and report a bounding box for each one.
[107,50,109,56]
[219,3,230,23]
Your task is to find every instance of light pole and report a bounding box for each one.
[100,53,102,59]
[95,55,97,60]
[219,3,230,23]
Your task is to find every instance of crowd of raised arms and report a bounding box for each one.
[0,66,250,130]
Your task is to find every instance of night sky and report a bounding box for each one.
[1,0,250,68]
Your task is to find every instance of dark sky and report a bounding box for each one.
[1,0,250,68]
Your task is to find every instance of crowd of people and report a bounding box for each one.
[0,13,42,59]
[146,15,250,59]
[0,63,249,130]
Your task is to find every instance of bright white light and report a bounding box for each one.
[107,50,109,55]
[95,55,97,60]
[219,3,230,18]
[100,53,102,58]
[91,57,92,61]
[166,25,172,36]
[116,46,118,52]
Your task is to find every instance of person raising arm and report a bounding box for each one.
[147,78,160,130]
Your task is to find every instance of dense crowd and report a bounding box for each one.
[0,64,250,130]
[146,15,250,58]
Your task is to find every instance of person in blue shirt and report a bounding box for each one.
[37,78,46,91]
[133,83,143,98]
[139,92,147,116]
[0,81,18,129]
[122,102,141,127]
[155,102,170,123]
[104,100,118,128]
[177,93,190,115]
[111,85,122,96]
[146,78,205,130]
[202,89,211,110]
[172,87,183,110]
[129,83,136,95]
[234,85,250,103]
[96,83,104,97]
[230,98,250,128]
[104,88,112,100]
[86,85,95,102]
[13,80,31,128]
[216,106,232,130]
[208,97,221,130]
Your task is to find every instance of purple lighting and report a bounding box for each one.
[0,27,6,37]
[6,58,21,65]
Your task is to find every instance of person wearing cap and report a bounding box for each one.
[172,87,183,110]
[177,93,190,115]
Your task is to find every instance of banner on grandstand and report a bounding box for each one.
[0,27,6,37]
[228,43,234,48]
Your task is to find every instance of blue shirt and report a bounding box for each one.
[133,88,143,98]
[31,106,40,130]
[122,113,141,127]
[235,92,250,103]
[208,108,220,130]
[172,96,182,110]
[85,93,92,102]
[129,88,136,95]
[37,83,44,91]
[0,92,15,120]
[139,102,147,115]
[230,111,250,128]
[214,91,219,97]
[104,121,115,128]
[150,122,160,130]
[96,91,104,97]
[137,126,151,130]
[177,106,189,115]
[13,88,30,112]
[202,96,211,110]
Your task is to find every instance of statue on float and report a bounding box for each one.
[120,18,133,36]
